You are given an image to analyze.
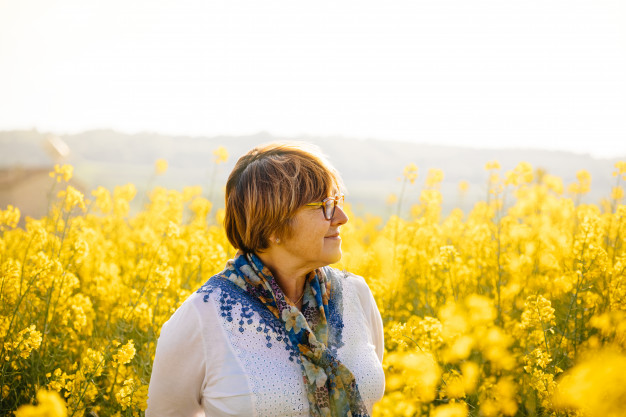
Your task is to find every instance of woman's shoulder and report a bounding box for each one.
[324,267,375,306]
[324,266,384,361]
[324,267,371,291]
[195,273,259,308]
[155,276,239,355]
[160,274,236,332]
[159,290,208,335]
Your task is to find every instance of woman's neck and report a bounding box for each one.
[255,250,311,306]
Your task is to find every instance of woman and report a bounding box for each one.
[146,143,385,416]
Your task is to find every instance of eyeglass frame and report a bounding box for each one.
[305,194,345,220]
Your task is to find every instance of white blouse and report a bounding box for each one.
[146,267,385,417]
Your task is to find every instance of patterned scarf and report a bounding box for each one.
[218,251,369,417]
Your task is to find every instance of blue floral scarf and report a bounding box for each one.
[218,251,369,417]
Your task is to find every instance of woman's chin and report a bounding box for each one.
[327,250,343,265]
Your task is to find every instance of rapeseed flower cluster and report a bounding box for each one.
[14,389,67,417]
[1,158,231,416]
[1,156,625,416]
[339,160,626,416]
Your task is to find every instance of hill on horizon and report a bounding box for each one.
[1,129,622,218]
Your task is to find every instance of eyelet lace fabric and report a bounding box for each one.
[147,267,385,417]
[334,274,387,410]
[200,277,308,416]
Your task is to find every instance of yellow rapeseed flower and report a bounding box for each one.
[400,351,441,402]
[425,168,444,188]
[165,221,180,238]
[82,348,104,377]
[0,205,20,230]
[4,325,42,359]
[91,186,112,213]
[402,163,418,184]
[112,340,136,367]
[460,361,479,394]
[14,389,67,417]
[554,350,626,417]
[611,186,624,201]
[182,185,203,202]
[155,159,168,175]
[48,164,73,183]
[568,169,591,195]
[614,160,626,177]
[432,402,468,417]
[213,146,229,164]
[543,174,564,195]
[520,294,556,330]
[445,335,474,363]
[115,378,135,410]
[515,161,533,184]
[484,160,501,171]
[57,186,86,212]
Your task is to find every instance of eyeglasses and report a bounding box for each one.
[306,194,345,220]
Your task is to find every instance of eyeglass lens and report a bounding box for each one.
[324,200,334,219]
[324,196,343,220]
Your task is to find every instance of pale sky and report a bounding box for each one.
[1,0,625,158]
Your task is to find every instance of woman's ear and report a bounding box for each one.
[268,233,280,245]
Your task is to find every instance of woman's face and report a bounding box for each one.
[280,193,349,270]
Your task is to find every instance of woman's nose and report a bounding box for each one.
[331,206,349,225]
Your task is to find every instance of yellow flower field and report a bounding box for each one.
[2,159,626,417]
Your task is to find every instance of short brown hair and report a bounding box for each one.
[224,142,344,253]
